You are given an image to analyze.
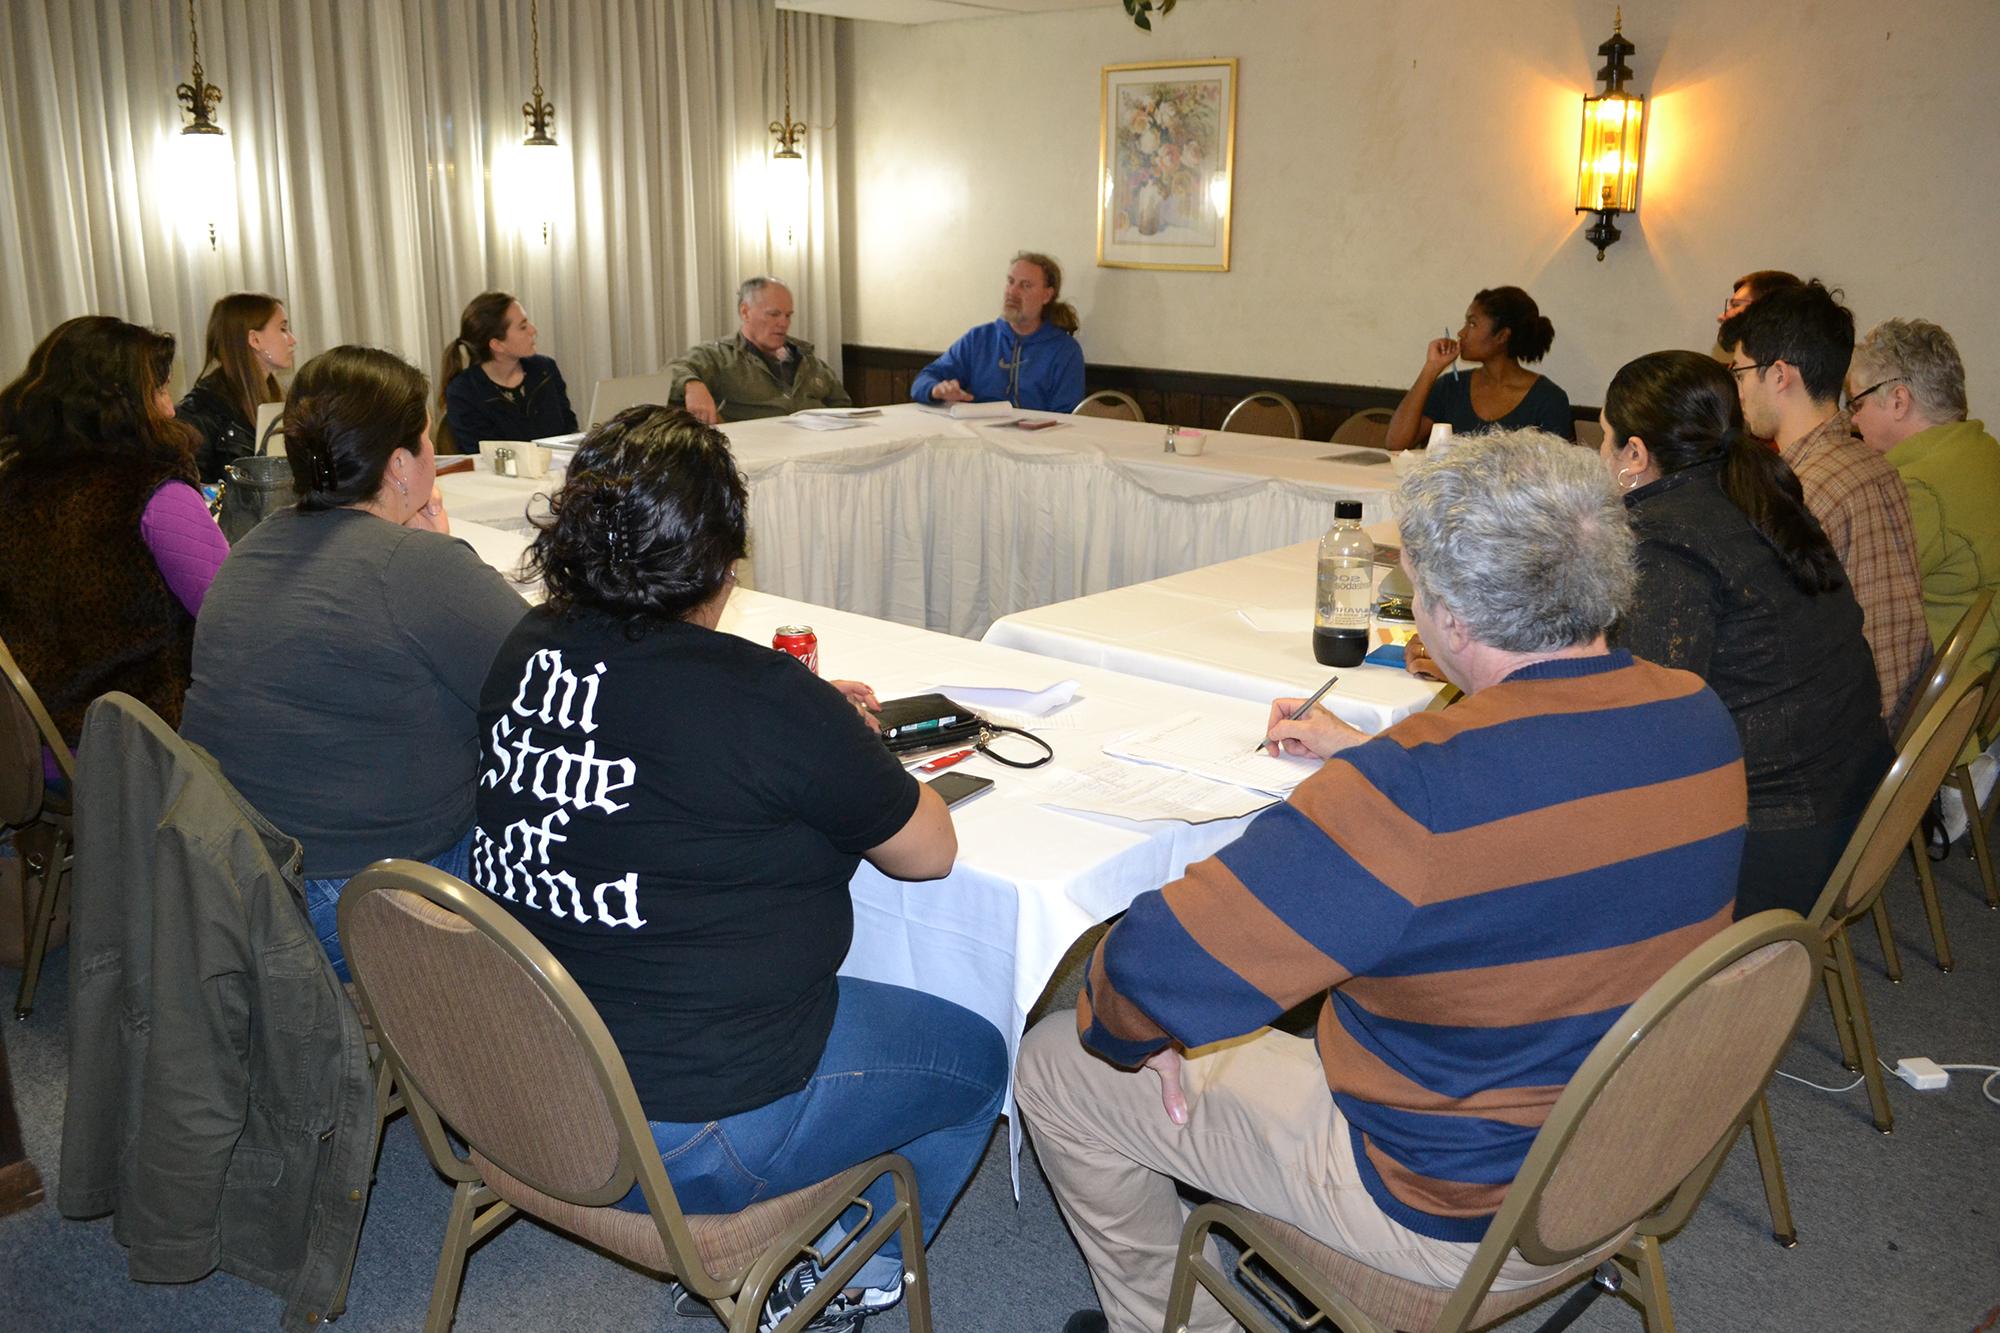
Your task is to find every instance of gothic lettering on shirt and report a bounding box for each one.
[473,652,646,930]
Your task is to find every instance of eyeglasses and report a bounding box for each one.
[1726,360,1774,380]
[1843,378,1902,412]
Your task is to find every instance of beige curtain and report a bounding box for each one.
[0,0,842,401]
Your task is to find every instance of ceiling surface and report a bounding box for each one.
[779,0,1115,25]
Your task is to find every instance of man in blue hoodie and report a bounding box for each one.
[911,252,1086,412]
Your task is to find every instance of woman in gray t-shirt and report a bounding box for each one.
[181,346,526,980]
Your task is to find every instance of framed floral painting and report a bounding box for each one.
[1097,58,1237,271]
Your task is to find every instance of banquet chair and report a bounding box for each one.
[587,371,678,428]
[1073,389,1144,422]
[1573,417,1606,448]
[338,861,931,1333]
[1802,673,1986,1133]
[1220,392,1303,439]
[0,634,73,1020]
[1876,589,1992,978]
[1330,406,1394,448]
[1163,912,1819,1333]
[1954,664,2000,909]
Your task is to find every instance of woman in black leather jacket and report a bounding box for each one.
[1600,350,1892,917]
[176,293,295,480]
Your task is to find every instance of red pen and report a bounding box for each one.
[918,748,976,774]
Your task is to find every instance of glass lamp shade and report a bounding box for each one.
[498,140,573,243]
[768,150,809,248]
[171,128,235,248]
[1575,90,1644,214]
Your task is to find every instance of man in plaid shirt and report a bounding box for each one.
[1723,282,1928,724]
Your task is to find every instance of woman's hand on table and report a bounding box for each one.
[929,379,974,404]
[1263,698,1366,760]
[1403,634,1445,682]
[405,485,449,534]
[832,679,882,732]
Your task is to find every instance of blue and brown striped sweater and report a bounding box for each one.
[1079,650,1746,1242]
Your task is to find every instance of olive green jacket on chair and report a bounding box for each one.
[59,694,376,1332]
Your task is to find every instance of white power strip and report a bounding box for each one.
[1894,1056,1950,1091]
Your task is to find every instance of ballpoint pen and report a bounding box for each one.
[1446,327,1458,383]
[1255,673,1340,754]
[918,748,976,774]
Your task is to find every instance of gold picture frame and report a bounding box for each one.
[1097,58,1237,271]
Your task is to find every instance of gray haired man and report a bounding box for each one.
[1016,432,1748,1333]
[668,277,851,424]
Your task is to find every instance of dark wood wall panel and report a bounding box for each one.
[840,344,1599,439]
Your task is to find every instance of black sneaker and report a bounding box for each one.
[1062,1314,1109,1333]
[760,1258,904,1332]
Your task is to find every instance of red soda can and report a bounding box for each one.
[772,625,819,675]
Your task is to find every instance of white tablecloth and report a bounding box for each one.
[983,534,1442,734]
[440,404,1401,638]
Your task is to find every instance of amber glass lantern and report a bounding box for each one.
[1575,15,1645,260]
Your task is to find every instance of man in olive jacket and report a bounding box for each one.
[668,276,852,424]
[60,693,376,1332]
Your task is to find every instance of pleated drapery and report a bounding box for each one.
[0,0,842,397]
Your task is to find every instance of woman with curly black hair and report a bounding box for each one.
[0,316,227,767]
[180,345,528,979]
[472,405,1002,1331]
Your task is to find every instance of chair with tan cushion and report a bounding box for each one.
[0,633,73,1020]
[337,861,931,1333]
[1073,390,1144,422]
[1801,673,1987,1133]
[1330,407,1395,448]
[1164,911,1820,1333]
[1872,588,1992,979]
[1220,392,1303,439]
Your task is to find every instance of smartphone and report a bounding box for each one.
[927,772,995,810]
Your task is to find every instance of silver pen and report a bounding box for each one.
[1256,674,1340,754]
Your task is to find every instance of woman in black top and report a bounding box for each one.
[437,290,577,452]
[471,406,1003,1328]
[1600,350,1891,917]
[176,292,296,480]
[1385,286,1574,449]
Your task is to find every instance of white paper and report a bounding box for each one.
[948,401,1018,419]
[795,407,882,419]
[1238,607,1315,634]
[1036,757,1276,824]
[785,414,868,431]
[936,680,1080,717]
[1104,711,1319,796]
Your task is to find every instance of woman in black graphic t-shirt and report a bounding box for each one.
[471,406,1005,1327]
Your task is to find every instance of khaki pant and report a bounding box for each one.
[1015,1016,1563,1333]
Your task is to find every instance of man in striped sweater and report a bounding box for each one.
[1017,432,1748,1333]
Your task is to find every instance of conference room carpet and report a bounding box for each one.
[2,848,1996,1331]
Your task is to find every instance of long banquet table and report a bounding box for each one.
[983,532,1442,732]
[452,520,1278,1172]
[439,403,1402,638]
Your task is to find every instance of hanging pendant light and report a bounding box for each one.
[767,12,809,249]
[172,0,233,251]
[512,0,567,245]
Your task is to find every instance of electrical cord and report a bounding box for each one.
[1776,1059,2000,1106]
[1937,1064,2000,1107]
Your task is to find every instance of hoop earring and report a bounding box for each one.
[1616,466,1638,492]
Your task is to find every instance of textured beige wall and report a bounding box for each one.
[838,0,2000,417]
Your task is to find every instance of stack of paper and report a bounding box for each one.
[1102,712,1317,797]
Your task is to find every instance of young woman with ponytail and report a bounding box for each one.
[437,291,577,452]
[1600,349,1892,917]
[180,346,528,979]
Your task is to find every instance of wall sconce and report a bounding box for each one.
[1575,10,1645,261]
[767,12,809,248]
[172,0,233,251]
[513,0,566,245]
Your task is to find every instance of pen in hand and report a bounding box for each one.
[1256,673,1340,754]
[1446,327,1458,383]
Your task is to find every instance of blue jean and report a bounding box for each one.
[623,977,1008,1291]
[304,830,474,983]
